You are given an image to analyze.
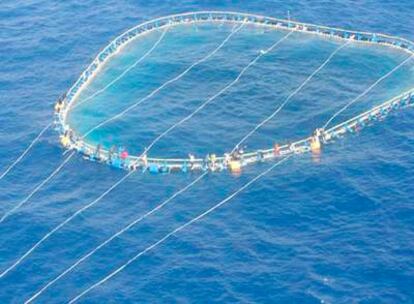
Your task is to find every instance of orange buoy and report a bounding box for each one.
[310,137,321,154]
[273,144,280,156]
[228,160,242,173]
[60,135,70,148]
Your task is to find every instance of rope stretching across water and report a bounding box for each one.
[72,26,169,110]
[0,151,76,224]
[0,20,167,194]
[67,156,291,303]
[0,122,52,182]
[0,170,135,280]
[232,40,350,152]
[0,23,164,227]
[81,22,246,138]
[142,30,294,155]
[24,172,207,303]
[323,54,414,129]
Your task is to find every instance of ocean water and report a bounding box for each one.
[1,1,414,303]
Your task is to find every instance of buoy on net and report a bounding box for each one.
[228,160,242,173]
[120,150,129,159]
[149,163,159,174]
[310,128,324,154]
[54,102,63,114]
[273,144,280,156]
[310,137,321,154]
[60,135,70,148]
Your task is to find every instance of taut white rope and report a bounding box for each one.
[0,151,76,224]
[24,172,207,303]
[142,30,294,155]
[73,27,169,110]
[68,156,291,303]
[0,122,52,182]
[0,170,134,279]
[323,54,414,128]
[82,22,246,138]
[232,40,350,152]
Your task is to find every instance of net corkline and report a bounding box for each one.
[55,11,414,175]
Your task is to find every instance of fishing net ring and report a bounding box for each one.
[54,11,414,174]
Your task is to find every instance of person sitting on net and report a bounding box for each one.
[188,153,195,169]
[231,145,245,161]
[141,150,148,168]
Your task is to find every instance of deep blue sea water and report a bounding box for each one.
[1,1,414,303]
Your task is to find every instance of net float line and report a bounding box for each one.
[55,11,414,174]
